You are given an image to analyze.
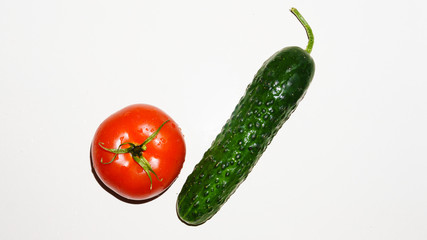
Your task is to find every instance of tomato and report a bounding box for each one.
[91,104,186,201]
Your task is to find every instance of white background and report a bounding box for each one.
[1,0,426,239]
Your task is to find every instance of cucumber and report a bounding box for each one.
[177,8,315,225]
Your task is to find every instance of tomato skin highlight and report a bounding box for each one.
[91,104,186,201]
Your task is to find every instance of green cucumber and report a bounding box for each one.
[177,8,315,225]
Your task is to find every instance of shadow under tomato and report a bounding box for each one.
[89,144,166,204]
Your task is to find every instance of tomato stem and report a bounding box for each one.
[141,120,170,147]
[99,142,131,164]
[133,155,163,190]
[98,120,170,189]
[290,8,314,54]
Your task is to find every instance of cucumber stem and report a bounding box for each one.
[290,8,314,54]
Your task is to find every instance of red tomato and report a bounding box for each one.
[91,104,186,201]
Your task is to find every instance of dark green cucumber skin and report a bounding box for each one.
[177,46,315,225]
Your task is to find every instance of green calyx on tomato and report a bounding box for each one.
[98,120,170,189]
